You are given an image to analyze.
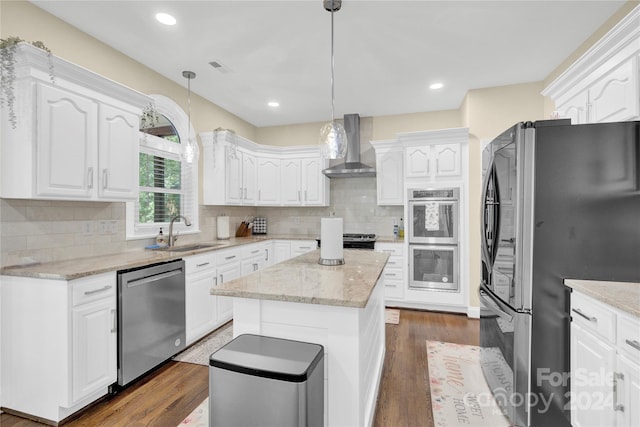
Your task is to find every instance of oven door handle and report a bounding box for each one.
[479,282,514,322]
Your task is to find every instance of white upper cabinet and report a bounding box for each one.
[433,143,461,177]
[0,43,150,201]
[405,146,430,178]
[370,140,404,205]
[257,157,281,205]
[201,130,329,207]
[543,6,640,124]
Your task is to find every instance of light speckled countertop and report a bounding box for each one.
[211,249,389,308]
[564,279,640,317]
[0,235,319,280]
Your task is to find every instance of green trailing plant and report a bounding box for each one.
[0,37,55,129]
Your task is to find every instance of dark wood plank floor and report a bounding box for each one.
[1,309,479,427]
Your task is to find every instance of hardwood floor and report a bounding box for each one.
[1,309,479,427]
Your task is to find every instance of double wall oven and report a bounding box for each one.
[407,188,459,292]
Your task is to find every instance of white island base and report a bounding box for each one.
[231,280,386,427]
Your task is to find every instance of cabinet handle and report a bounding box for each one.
[382,250,394,253]
[387,261,397,265]
[613,372,625,412]
[196,262,210,268]
[265,249,269,261]
[244,188,247,199]
[110,309,116,333]
[251,250,260,254]
[87,167,94,189]
[258,189,261,201]
[299,246,311,250]
[102,169,108,189]
[225,255,236,260]
[385,273,397,277]
[220,274,224,284]
[239,187,242,199]
[625,339,640,352]
[298,190,301,201]
[253,263,258,271]
[213,276,218,286]
[571,308,597,322]
[304,190,307,201]
[84,285,112,296]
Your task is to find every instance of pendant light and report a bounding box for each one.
[319,0,347,159]
[181,70,199,164]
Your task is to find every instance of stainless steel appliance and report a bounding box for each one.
[408,188,460,291]
[117,259,186,387]
[479,119,640,427]
[317,233,377,250]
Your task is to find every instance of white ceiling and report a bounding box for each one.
[31,0,626,127]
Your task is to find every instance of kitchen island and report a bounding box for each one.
[211,249,389,427]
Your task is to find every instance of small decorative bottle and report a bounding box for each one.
[398,218,404,239]
[156,227,166,246]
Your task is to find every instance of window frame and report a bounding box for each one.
[126,94,199,240]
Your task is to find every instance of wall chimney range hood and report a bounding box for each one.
[322,114,376,178]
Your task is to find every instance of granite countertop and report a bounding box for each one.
[0,234,319,280]
[565,279,640,318]
[211,249,390,308]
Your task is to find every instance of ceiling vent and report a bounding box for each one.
[209,60,230,74]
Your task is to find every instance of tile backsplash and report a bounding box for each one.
[0,178,402,268]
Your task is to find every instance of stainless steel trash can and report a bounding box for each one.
[209,334,324,427]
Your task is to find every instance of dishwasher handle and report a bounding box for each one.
[126,269,183,288]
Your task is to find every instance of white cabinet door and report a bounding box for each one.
[273,241,291,263]
[556,91,589,124]
[72,298,116,403]
[257,157,281,205]
[376,149,404,205]
[185,263,217,344]
[571,322,616,427]
[434,143,461,178]
[301,157,326,205]
[242,152,257,204]
[36,83,98,198]
[225,147,243,204]
[98,104,139,200]
[216,249,242,322]
[281,159,302,205]
[405,146,430,178]
[616,354,640,427]
[589,58,639,123]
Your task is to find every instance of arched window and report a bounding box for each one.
[126,95,199,239]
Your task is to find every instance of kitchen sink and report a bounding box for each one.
[157,243,224,252]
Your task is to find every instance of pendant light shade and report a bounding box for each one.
[319,0,347,159]
[181,70,199,164]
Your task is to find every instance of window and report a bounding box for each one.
[126,95,199,240]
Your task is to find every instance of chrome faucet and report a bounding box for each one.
[168,215,192,247]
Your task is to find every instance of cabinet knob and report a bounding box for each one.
[102,169,108,190]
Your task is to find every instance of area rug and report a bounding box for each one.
[427,341,510,427]
[173,322,233,366]
[385,308,400,324]
[179,398,208,426]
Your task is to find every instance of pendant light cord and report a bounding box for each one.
[330,0,336,123]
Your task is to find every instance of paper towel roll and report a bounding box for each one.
[320,217,344,265]
[216,216,230,240]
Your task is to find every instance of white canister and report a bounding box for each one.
[319,217,344,265]
[216,216,230,240]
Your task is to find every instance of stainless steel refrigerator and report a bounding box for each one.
[479,119,640,427]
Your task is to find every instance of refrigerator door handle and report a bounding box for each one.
[480,282,514,322]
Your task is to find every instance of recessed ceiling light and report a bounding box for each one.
[268,101,280,108]
[429,82,444,90]
[155,12,176,26]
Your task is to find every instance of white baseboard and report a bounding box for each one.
[467,306,480,319]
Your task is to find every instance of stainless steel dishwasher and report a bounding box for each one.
[117,259,186,387]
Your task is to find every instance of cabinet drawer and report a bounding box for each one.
[384,255,405,270]
[571,291,616,342]
[375,243,404,257]
[216,248,241,266]
[383,278,404,299]
[185,252,216,274]
[618,313,640,364]
[72,272,116,306]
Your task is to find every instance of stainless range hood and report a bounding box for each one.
[322,114,376,178]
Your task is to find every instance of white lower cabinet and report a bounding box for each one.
[570,290,640,427]
[185,252,218,345]
[273,240,292,263]
[216,248,242,322]
[1,272,117,423]
[374,242,406,301]
[290,240,318,257]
